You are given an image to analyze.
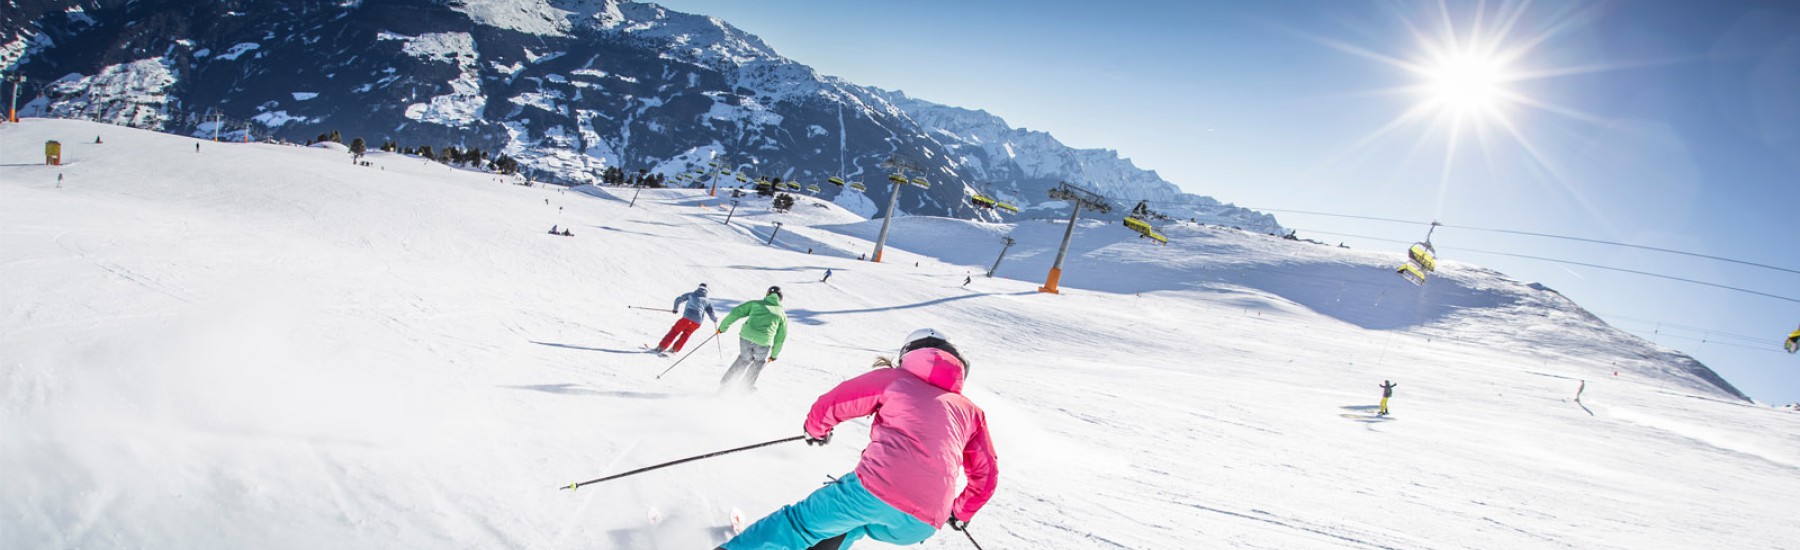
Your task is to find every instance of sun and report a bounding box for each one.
[1419,52,1513,114]
[1309,2,1608,196]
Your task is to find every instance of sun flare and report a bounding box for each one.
[1420,53,1512,114]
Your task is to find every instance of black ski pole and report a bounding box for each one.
[561,435,806,491]
[657,331,719,379]
[960,527,985,550]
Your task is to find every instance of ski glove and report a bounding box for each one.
[806,432,831,446]
[948,516,969,531]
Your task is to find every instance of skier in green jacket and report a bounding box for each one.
[716,286,789,392]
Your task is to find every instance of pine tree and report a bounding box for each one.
[349,137,367,155]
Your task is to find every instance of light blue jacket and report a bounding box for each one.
[674,289,718,324]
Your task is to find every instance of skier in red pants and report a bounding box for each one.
[654,283,717,356]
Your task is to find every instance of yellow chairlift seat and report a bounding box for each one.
[910,177,930,188]
[996,202,1020,214]
[735,175,748,182]
[850,182,867,192]
[1409,242,1438,272]
[828,176,847,187]
[1397,262,1427,286]
[807,184,822,193]
[1123,216,1169,244]
[971,195,997,208]
[721,169,733,175]
[1786,328,1800,354]
[887,174,909,184]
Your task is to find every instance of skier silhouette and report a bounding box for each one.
[1378,381,1397,416]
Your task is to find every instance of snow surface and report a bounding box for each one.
[391,32,486,127]
[2,119,1796,549]
[25,59,178,130]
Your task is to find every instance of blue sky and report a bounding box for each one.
[651,0,1800,404]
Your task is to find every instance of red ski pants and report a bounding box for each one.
[658,318,703,352]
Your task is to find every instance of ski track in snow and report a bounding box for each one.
[1,120,1797,549]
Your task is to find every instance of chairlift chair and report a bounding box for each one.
[1397,262,1427,286]
[850,181,867,192]
[887,174,909,185]
[828,176,847,187]
[1409,242,1438,272]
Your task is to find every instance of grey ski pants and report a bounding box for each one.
[721,338,773,390]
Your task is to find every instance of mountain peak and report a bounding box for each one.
[450,0,625,36]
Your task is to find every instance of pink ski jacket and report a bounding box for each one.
[804,348,999,527]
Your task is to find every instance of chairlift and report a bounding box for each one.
[1397,263,1427,285]
[1786,326,1799,354]
[1123,216,1168,244]
[910,177,930,189]
[735,174,748,183]
[970,195,998,209]
[850,181,867,192]
[721,169,733,175]
[1409,242,1438,272]
[828,176,847,187]
[807,184,822,193]
[887,174,909,185]
[1396,222,1440,285]
[995,202,1020,214]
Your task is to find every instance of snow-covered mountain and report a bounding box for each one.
[1,0,1277,228]
[5,119,1791,549]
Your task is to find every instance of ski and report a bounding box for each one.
[729,507,747,536]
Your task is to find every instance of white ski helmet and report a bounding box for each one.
[900,328,949,354]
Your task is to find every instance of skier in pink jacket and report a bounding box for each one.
[719,328,999,550]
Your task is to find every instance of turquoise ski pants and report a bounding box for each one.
[721,472,936,549]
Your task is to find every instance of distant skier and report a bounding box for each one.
[962,274,971,287]
[1378,380,1398,416]
[195,143,201,153]
[715,286,789,392]
[549,225,560,235]
[561,228,573,237]
[653,283,718,356]
[822,269,833,283]
[719,329,998,550]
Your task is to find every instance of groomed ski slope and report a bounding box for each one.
[3,119,1796,549]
